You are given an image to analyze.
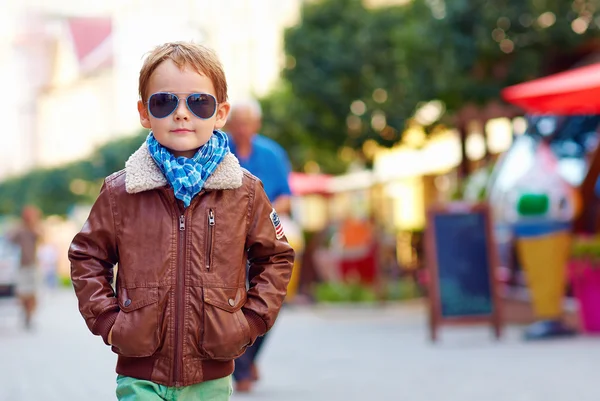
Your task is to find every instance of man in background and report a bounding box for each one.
[226,99,292,393]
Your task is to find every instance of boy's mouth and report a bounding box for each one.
[171,128,194,133]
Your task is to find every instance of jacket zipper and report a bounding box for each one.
[206,209,215,270]
[173,214,186,386]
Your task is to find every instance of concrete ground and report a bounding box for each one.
[0,289,599,401]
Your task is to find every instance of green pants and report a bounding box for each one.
[116,375,232,401]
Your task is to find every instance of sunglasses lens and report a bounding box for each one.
[148,93,178,119]
[187,94,217,119]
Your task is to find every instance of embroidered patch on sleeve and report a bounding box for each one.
[270,208,285,239]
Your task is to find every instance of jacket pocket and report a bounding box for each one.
[111,286,160,358]
[201,287,251,360]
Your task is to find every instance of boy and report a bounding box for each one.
[69,42,294,400]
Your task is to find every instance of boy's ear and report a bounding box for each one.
[138,100,151,129]
[214,102,231,130]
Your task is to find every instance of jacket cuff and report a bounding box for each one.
[93,308,120,345]
[242,308,268,341]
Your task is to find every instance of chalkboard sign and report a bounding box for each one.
[425,202,502,342]
[434,212,493,317]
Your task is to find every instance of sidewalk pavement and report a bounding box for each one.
[0,289,599,401]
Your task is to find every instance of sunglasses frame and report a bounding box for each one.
[146,92,219,120]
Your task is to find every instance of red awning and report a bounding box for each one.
[501,63,600,115]
[289,172,332,196]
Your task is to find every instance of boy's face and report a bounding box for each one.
[138,59,230,158]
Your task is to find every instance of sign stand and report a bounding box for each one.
[425,202,503,342]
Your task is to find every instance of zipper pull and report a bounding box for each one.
[179,215,185,231]
[208,209,215,226]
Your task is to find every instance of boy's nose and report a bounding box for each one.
[173,101,190,120]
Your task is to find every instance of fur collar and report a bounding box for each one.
[125,142,243,194]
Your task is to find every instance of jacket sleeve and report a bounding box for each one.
[243,178,295,341]
[68,180,120,345]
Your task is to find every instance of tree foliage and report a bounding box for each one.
[259,83,350,174]
[416,0,600,111]
[0,131,146,217]
[265,0,600,173]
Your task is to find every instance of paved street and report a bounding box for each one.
[1,288,599,401]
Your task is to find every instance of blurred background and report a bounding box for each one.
[2,0,600,400]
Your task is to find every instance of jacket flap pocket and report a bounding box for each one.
[204,287,247,313]
[118,287,159,312]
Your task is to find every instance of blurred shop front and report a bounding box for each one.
[289,118,517,301]
[371,120,515,280]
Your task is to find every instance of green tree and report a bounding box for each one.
[260,83,349,174]
[274,0,600,173]
[0,131,146,217]
[282,0,386,151]
[413,0,600,112]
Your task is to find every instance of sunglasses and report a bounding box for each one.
[147,92,218,120]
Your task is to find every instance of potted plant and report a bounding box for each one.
[569,235,600,334]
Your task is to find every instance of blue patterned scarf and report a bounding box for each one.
[146,130,230,207]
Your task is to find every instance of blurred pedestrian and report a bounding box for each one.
[226,99,293,393]
[227,99,292,214]
[69,42,294,401]
[8,205,42,330]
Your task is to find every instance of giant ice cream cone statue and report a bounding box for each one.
[489,133,581,339]
[515,230,571,320]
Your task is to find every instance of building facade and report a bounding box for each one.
[0,0,303,179]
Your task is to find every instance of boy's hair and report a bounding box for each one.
[139,41,228,104]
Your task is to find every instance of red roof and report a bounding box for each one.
[67,17,113,72]
[502,63,600,115]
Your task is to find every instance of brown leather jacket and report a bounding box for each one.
[69,143,294,387]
